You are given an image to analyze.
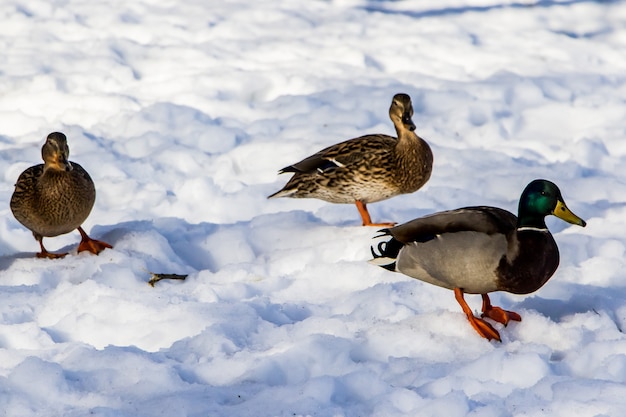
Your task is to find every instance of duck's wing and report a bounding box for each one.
[371,206,518,293]
[279,134,394,174]
[385,206,517,244]
[12,164,43,193]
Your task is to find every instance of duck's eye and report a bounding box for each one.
[540,191,547,196]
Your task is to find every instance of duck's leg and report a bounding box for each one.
[454,288,501,342]
[36,236,67,259]
[355,200,396,227]
[77,227,112,255]
[481,294,522,326]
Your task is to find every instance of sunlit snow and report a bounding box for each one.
[0,0,624,416]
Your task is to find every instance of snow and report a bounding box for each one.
[0,0,624,415]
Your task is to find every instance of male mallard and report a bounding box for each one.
[268,93,433,226]
[371,179,586,341]
[10,132,112,259]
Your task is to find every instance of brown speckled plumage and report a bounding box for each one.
[268,93,433,225]
[10,132,112,258]
[12,161,95,239]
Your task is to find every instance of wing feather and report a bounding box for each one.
[388,206,517,244]
[279,134,394,174]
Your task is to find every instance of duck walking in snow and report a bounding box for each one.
[10,132,112,259]
[371,179,586,341]
[268,93,433,226]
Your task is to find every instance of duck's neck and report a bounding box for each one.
[516,214,547,231]
[392,117,412,136]
[392,118,431,165]
[43,164,63,175]
[394,122,422,151]
[396,126,431,163]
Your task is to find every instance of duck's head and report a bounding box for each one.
[517,179,586,229]
[389,93,416,132]
[42,132,73,172]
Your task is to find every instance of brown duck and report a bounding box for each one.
[268,93,433,226]
[10,132,112,259]
[371,179,586,341]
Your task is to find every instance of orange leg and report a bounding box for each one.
[355,200,396,227]
[481,294,522,326]
[77,226,112,255]
[36,237,67,259]
[454,288,501,342]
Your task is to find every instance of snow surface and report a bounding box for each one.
[0,0,625,415]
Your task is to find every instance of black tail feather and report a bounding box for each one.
[374,237,404,260]
[370,232,404,271]
[379,260,397,272]
[278,166,298,174]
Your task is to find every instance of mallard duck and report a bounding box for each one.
[10,132,112,259]
[370,179,586,341]
[268,93,433,226]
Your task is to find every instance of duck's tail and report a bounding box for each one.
[267,187,297,199]
[369,230,403,271]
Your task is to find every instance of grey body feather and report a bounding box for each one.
[396,231,508,294]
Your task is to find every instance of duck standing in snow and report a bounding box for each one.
[10,132,112,259]
[268,93,433,226]
[370,179,586,341]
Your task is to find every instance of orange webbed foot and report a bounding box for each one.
[481,294,522,326]
[36,250,68,259]
[78,238,113,255]
[466,314,502,342]
[363,221,397,227]
[36,238,67,259]
[356,201,396,227]
[454,288,502,342]
[77,227,112,255]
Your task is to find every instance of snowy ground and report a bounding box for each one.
[0,0,625,415]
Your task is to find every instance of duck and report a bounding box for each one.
[268,93,433,226]
[10,132,113,259]
[370,179,586,341]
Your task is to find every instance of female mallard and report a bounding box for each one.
[268,93,433,226]
[371,179,586,341]
[10,132,112,259]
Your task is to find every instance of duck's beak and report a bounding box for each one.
[402,112,416,131]
[58,154,73,172]
[553,200,586,227]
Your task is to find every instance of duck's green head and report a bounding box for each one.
[42,132,73,172]
[390,93,416,132]
[517,179,586,229]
